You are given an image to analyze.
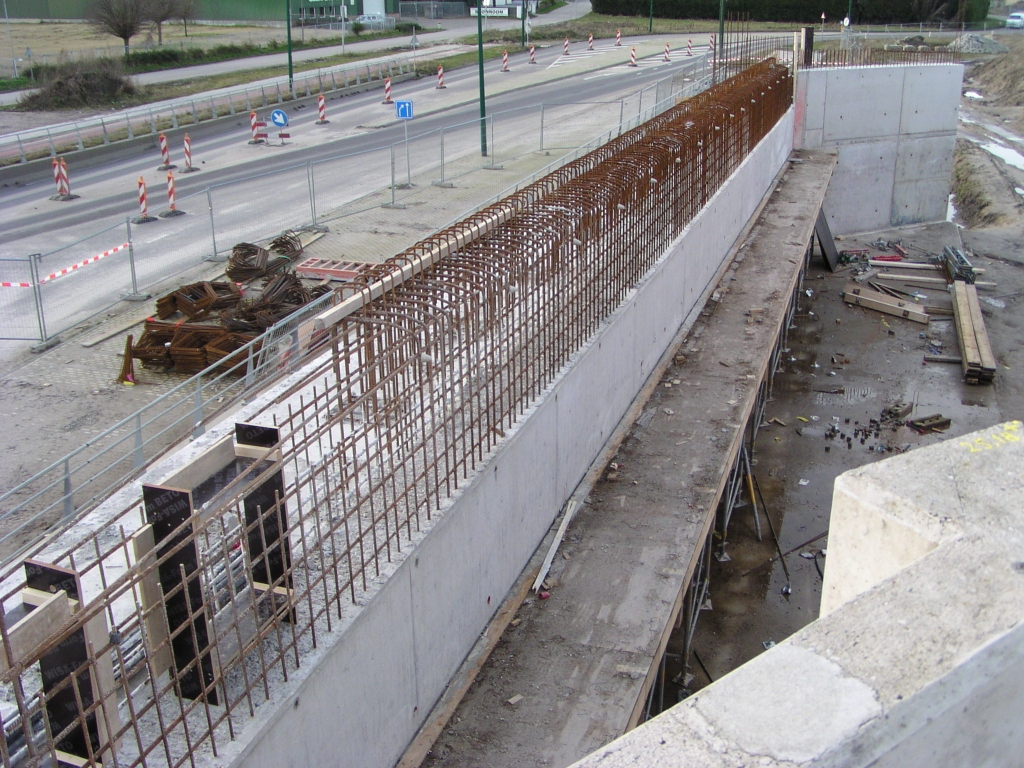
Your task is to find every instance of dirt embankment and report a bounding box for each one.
[969,36,1024,107]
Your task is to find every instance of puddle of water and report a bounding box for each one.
[965,90,984,99]
[1015,187,1024,196]
[947,193,957,222]
[979,142,1024,171]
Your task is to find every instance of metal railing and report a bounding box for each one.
[0,60,714,346]
[399,2,470,19]
[0,60,793,768]
[0,51,423,166]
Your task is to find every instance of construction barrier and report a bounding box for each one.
[249,111,267,144]
[664,43,671,62]
[316,93,329,124]
[160,170,185,218]
[588,33,594,51]
[629,46,637,67]
[134,176,157,224]
[157,132,175,170]
[502,50,510,72]
[616,29,622,46]
[182,133,199,173]
[710,34,716,56]
[529,44,536,64]
[688,39,693,56]
[436,65,446,89]
[564,37,569,56]
[49,157,75,201]
[383,77,392,104]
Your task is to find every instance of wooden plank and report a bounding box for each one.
[842,284,930,324]
[870,260,986,274]
[130,525,173,678]
[876,274,996,288]
[83,610,123,753]
[815,208,840,271]
[951,281,982,378]
[924,355,963,364]
[0,590,71,675]
[964,283,997,375]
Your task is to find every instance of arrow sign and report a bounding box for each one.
[270,109,289,128]
[395,100,414,120]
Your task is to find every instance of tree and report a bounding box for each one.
[179,0,198,36]
[89,0,149,56]
[146,0,181,45]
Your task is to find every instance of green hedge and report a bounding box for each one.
[591,0,989,24]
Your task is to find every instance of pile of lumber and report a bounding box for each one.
[950,280,996,384]
[842,284,929,324]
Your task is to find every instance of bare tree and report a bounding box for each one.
[179,0,198,36]
[146,0,181,45]
[88,0,149,56]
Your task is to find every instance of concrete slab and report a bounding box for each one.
[823,139,898,234]
[823,68,904,144]
[898,64,962,136]
[419,149,837,768]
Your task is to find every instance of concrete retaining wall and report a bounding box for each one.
[213,110,796,768]
[794,64,962,235]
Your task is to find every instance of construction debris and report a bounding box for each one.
[842,284,930,324]
[222,273,331,333]
[117,335,136,385]
[951,280,997,384]
[907,414,952,434]
[948,34,1008,54]
[942,246,977,285]
[156,281,242,321]
[226,242,294,282]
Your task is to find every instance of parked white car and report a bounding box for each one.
[1007,12,1024,28]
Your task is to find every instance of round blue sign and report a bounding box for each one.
[270,109,289,128]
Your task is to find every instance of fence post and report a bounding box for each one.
[618,99,624,134]
[307,160,318,225]
[28,253,47,343]
[206,188,220,261]
[192,378,205,439]
[245,344,256,388]
[133,413,144,469]
[433,127,453,187]
[539,104,545,152]
[17,134,26,163]
[62,459,74,519]
[125,217,141,298]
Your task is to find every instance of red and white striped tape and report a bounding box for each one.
[2,242,130,287]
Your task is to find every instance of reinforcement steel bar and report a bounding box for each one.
[0,61,792,768]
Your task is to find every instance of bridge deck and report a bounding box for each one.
[412,149,838,768]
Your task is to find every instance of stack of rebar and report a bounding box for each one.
[156,281,243,321]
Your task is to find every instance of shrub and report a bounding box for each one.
[19,58,135,110]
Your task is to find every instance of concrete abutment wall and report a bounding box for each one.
[216,110,797,768]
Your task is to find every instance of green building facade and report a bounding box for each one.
[3,0,398,21]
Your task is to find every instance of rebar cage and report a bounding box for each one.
[0,61,792,768]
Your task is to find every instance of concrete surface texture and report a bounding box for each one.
[218,106,799,768]
[795,64,963,234]
[570,419,1024,767]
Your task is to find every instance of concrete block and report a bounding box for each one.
[894,134,956,183]
[892,179,952,228]
[899,64,963,136]
[823,68,904,143]
[822,140,898,235]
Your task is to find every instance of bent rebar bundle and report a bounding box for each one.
[0,61,792,768]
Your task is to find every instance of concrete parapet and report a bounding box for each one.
[570,420,1024,767]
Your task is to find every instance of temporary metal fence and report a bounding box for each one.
[0,52,422,166]
[0,59,793,768]
[0,62,712,346]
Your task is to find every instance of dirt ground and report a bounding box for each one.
[2,20,340,64]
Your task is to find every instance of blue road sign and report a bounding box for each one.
[270,109,289,128]
[395,101,414,120]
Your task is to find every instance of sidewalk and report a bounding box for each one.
[0,2,593,107]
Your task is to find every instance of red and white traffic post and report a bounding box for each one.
[687,39,693,56]
[709,34,716,56]
[181,133,199,172]
[616,29,621,46]
[629,46,637,67]
[134,176,157,223]
[663,43,671,62]
[437,64,446,88]
[383,77,392,104]
[160,170,186,217]
[248,110,267,144]
[316,93,329,124]
[563,37,569,55]
[156,132,175,170]
[502,50,510,72]
[529,44,536,64]
[48,157,77,201]
[588,33,594,50]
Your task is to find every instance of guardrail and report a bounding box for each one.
[0,50,422,166]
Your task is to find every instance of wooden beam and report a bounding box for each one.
[842,284,930,324]
[130,525,173,678]
[0,591,71,675]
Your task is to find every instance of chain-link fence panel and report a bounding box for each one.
[311,144,396,228]
[35,222,136,339]
[129,189,220,287]
[0,258,41,341]
[209,162,314,249]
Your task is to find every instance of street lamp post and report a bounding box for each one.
[286,0,295,95]
[477,1,488,156]
[649,0,654,34]
[717,0,725,67]
[521,0,526,46]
